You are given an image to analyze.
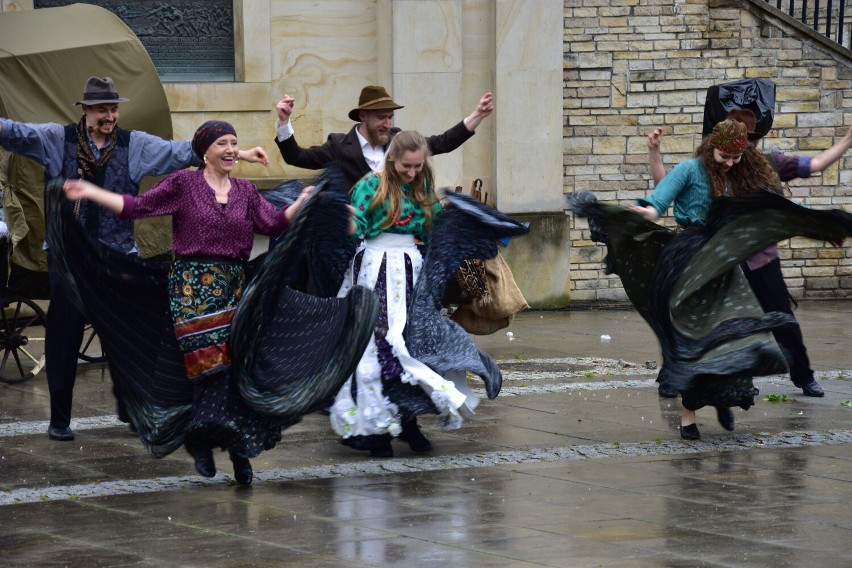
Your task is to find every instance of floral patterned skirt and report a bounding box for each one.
[169,258,281,458]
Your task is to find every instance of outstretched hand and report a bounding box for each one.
[284,185,314,222]
[276,95,295,125]
[475,92,494,118]
[629,204,659,222]
[241,146,270,166]
[647,127,663,151]
[63,178,95,200]
[464,92,494,132]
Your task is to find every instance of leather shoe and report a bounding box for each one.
[399,419,432,452]
[658,383,678,398]
[368,434,394,458]
[715,406,735,431]
[800,379,825,397]
[47,426,75,441]
[193,448,216,478]
[680,423,700,440]
[229,451,253,485]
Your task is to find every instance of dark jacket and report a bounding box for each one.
[275,121,474,189]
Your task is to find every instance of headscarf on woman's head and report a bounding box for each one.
[709,119,748,154]
[192,120,237,161]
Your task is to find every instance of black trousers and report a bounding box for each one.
[46,253,127,428]
[742,258,814,386]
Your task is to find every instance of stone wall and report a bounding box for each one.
[565,0,852,304]
[4,0,852,305]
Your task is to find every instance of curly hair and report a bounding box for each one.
[695,139,786,198]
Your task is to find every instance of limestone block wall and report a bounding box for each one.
[564,0,852,304]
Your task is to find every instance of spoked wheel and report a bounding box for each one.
[78,323,107,363]
[0,295,47,384]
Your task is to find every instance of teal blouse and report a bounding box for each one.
[637,158,713,227]
[350,173,443,242]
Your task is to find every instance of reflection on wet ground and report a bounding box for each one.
[2,304,852,567]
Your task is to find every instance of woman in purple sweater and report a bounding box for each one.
[64,120,311,484]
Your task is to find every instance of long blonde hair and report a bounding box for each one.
[367,130,437,230]
[695,137,785,198]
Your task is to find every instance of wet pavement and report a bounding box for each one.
[1,303,852,567]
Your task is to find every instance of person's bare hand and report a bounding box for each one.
[346,205,357,235]
[284,185,314,222]
[241,146,270,166]
[63,179,94,200]
[629,204,659,221]
[647,127,664,151]
[476,92,494,118]
[276,95,295,124]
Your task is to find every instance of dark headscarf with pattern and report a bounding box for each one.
[191,120,237,162]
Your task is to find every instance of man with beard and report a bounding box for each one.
[0,76,269,441]
[274,85,494,188]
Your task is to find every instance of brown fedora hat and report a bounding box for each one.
[724,108,761,140]
[75,76,129,106]
[348,85,403,121]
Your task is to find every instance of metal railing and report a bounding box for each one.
[763,0,850,48]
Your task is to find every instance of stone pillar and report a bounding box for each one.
[494,0,563,213]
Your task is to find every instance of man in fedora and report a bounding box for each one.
[648,106,852,399]
[274,85,494,188]
[0,76,269,441]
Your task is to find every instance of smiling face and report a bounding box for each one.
[82,103,119,140]
[713,147,743,172]
[359,109,394,147]
[392,148,425,183]
[204,134,239,174]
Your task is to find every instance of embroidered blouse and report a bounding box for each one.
[350,173,442,242]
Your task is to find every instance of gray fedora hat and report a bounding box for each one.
[75,76,129,105]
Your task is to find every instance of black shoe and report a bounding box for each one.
[680,423,700,440]
[799,379,825,397]
[715,406,735,431]
[368,434,394,458]
[229,451,253,485]
[47,426,75,441]
[398,419,433,452]
[657,383,678,398]
[193,448,216,478]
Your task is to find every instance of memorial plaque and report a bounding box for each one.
[35,0,235,82]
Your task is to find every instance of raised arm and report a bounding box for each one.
[809,123,852,173]
[647,127,666,184]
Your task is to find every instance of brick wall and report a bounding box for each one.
[564,0,852,304]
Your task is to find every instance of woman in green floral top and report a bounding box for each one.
[331,131,475,458]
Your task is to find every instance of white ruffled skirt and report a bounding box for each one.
[330,233,477,439]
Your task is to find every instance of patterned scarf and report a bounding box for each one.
[75,115,118,179]
[709,119,748,154]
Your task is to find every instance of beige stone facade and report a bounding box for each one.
[3,0,852,305]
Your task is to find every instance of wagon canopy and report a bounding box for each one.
[0,3,173,274]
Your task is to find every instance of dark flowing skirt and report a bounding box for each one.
[568,190,852,410]
[44,171,377,458]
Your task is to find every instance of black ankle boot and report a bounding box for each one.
[193,447,216,478]
[368,434,394,458]
[399,418,432,452]
[229,451,253,485]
